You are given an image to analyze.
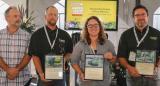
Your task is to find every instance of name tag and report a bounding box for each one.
[129,51,136,61]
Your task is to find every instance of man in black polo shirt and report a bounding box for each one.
[118,5,160,86]
[28,6,73,86]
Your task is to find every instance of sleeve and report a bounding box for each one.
[70,42,83,64]
[156,34,160,64]
[117,32,128,58]
[28,33,38,57]
[158,35,160,57]
[64,32,73,53]
[108,40,116,56]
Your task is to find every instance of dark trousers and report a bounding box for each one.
[127,76,156,86]
[117,77,126,86]
[38,79,65,86]
[37,72,66,86]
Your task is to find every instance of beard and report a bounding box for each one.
[48,20,56,26]
[136,20,147,29]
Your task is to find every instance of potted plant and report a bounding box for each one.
[18,5,36,33]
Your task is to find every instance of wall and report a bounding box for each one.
[141,0,160,26]
[107,0,135,52]
[3,0,26,9]
[28,0,59,28]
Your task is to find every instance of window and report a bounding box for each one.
[54,0,65,29]
[0,1,9,29]
[153,7,160,31]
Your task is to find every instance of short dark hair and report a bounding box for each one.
[132,5,148,17]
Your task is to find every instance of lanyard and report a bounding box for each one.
[89,46,97,54]
[133,26,149,47]
[85,39,97,54]
[91,47,96,54]
[44,26,58,50]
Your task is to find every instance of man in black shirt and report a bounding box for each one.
[29,6,73,86]
[118,5,160,86]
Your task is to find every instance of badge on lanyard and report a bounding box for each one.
[129,51,136,61]
[44,26,64,80]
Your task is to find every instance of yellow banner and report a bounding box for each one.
[66,0,118,30]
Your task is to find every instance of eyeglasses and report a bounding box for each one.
[87,24,99,29]
[134,13,147,17]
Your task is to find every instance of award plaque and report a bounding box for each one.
[45,55,63,80]
[84,54,104,80]
[136,50,156,75]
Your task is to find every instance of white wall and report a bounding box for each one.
[3,0,26,8]
[0,1,9,29]
[28,0,59,28]
[107,17,130,53]
[141,0,160,26]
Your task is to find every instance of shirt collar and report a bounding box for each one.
[46,25,58,32]
[135,25,148,34]
[6,27,21,35]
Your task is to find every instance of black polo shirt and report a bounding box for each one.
[117,26,160,66]
[28,26,73,72]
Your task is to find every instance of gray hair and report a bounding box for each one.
[4,6,18,17]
